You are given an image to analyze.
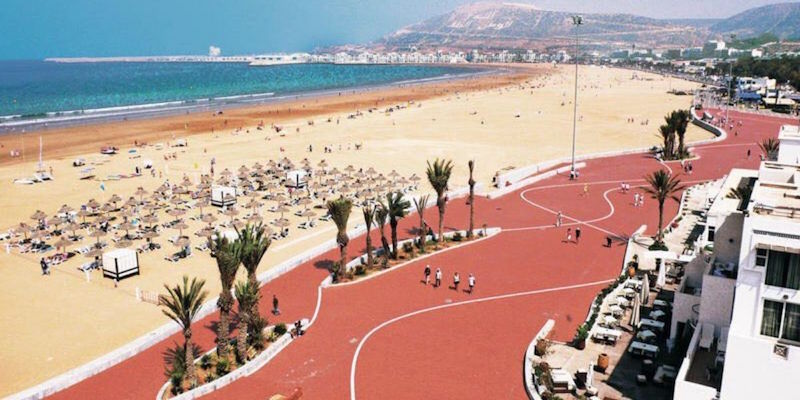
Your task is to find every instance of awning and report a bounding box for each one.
[754,232,800,254]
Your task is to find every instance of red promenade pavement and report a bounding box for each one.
[48,110,786,400]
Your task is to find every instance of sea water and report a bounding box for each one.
[0,61,478,129]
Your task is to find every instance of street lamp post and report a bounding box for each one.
[570,15,582,179]
[726,34,736,125]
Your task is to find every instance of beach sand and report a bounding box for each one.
[0,64,709,395]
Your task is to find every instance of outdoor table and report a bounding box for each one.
[593,327,622,344]
[616,296,630,308]
[625,279,642,289]
[649,310,666,320]
[628,341,660,358]
[639,318,665,332]
[653,299,670,309]
[623,287,636,298]
[601,315,619,328]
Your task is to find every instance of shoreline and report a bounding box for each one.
[0,64,522,167]
[0,64,501,133]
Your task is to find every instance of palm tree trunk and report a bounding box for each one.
[237,320,248,362]
[468,189,474,239]
[390,220,398,258]
[339,244,347,277]
[418,216,426,253]
[184,333,196,387]
[247,273,260,318]
[217,300,230,357]
[379,225,390,258]
[657,202,665,243]
[365,230,373,267]
[437,196,445,243]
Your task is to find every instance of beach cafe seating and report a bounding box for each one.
[638,318,665,332]
[592,327,622,345]
[628,341,659,358]
[653,365,678,385]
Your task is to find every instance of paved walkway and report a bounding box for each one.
[48,109,785,400]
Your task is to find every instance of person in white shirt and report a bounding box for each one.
[434,268,442,288]
[468,273,475,294]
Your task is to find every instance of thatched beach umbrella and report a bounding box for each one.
[53,236,72,252]
[30,210,47,222]
[115,239,133,249]
[201,213,218,225]
[89,229,107,246]
[135,187,149,202]
[173,222,189,238]
[84,248,103,259]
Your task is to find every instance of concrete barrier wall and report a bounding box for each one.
[523,319,555,400]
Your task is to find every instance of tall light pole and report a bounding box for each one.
[570,15,582,178]
[726,34,736,125]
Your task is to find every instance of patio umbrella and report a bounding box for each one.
[223,207,239,221]
[300,209,316,223]
[135,187,149,202]
[119,222,136,238]
[649,309,666,320]
[53,237,72,252]
[657,262,667,288]
[201,214,218,225]
[196,198,210,218]
[247,214,263,224]
[275,204,290,220]
[89,229,107,246]
[167,208,186,222]
[629,295,641,327]
[636,329,657,342]
[65,222,81,240]
[174,237,190,249]
[641,274,650,304]
[231,219,245,230]
[77,209,92,225]
[274,218,290,228]
[84,248,103,259]
[602,315,618,327]
[30,210,47,222]
[115,239,133,249]
[173,222,189,238]
[297,197,313,209]
[609,304,624,316]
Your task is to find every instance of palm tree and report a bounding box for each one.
[672,110,691,158]
[327,197,352,280]
[727,185,753,201]
[467,159,476,238]
[760,137,780,161]
[159,276,208,388]
[643,170,684,245]
[234,280,259,363]
[413,194,430,253]
[236,223,270,318]
[362,204,375,268]
[426,158,454,243]
[385,192,411,258]
[659,124,675,160]
[375,205,390,265]
[212,235,241,358]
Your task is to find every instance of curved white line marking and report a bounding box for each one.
[349,278,613,400]
[516,186,620,238]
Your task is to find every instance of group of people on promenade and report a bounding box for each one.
[423,264,475,293]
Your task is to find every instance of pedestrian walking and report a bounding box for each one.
[606,236,613,247]
[747,149,751,158]
[272,294,281,315]
[634,193,640,207]
[40,258,48,275]
[566,228,573,243]
[424,264,431,285]
[575,227,582,244]
[583,184,589,197]
[556,211,562,227]
[453,272,460,291]
[468,273,475,294]
[435,268,442,288]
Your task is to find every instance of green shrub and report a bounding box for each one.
[402,241,414,253]
[205,372,217,383]
[169,372,184,395]
[200,354,212,370]
[249,315,268,348]
[215,358,230,376]
[274,323,288,336]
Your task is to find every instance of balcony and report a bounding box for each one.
[674,324,721,400]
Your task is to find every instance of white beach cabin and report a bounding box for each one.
[102,248,140,280]
[285,169,308,189]
[211,185,237,207]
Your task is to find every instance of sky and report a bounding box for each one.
[0,0,794,59]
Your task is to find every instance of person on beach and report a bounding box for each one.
[566,228,572,243]
[40,258,48,275]
[424,264,431,285]
[453,272,460,291]
[435,268,442,288]
[272,294,280,315]
[468,273,475,294]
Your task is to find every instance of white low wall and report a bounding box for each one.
[524,319,556,400]
[488,163,586,200]
[157,333,293,400]
[674,326,718,400]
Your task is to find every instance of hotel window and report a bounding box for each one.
[707,226,715,242]
[755,248,768,267]
[762,300,800,343]
[764,250,800,290]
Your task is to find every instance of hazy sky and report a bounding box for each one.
[0,0,794,59]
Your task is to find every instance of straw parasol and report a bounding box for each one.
[174,237,191,249]
[201,214,218,225]
[275,204,290,219]
[53,236,72,252]
[84,248,103,259]
[89,229,107,245]
[119,222,136,238]
[30,210,47,222]
[247,214,263,224]
[115,239,133,249]
[135,187,149,202]
[173,222,189,237]
[641,274,650,305]
[77,209,92,225]
[65,222,81,240]
[167,208,186,222]
[273,218,291,229]
[58,204,75,215]
[299,209,316,223]
[629,295,641,327]
[16,223,32,240]
[297,197,313,209]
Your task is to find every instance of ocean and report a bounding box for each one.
[0,61,479,131]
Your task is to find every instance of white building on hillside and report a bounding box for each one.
[673,123,800,399]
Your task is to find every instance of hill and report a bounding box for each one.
[374,1,800,52]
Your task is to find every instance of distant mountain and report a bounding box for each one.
[710,2,800,39]
[373,1,800,52]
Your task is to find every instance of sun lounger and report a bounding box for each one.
[699,322,715,350]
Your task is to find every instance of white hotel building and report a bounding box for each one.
[673,124,800,399]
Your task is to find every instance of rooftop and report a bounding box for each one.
[708,169,758,217]
[779,124,800,140]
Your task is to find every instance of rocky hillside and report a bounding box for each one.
[376,1,800,51]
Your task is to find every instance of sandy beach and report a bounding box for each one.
[0,64,709,396]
